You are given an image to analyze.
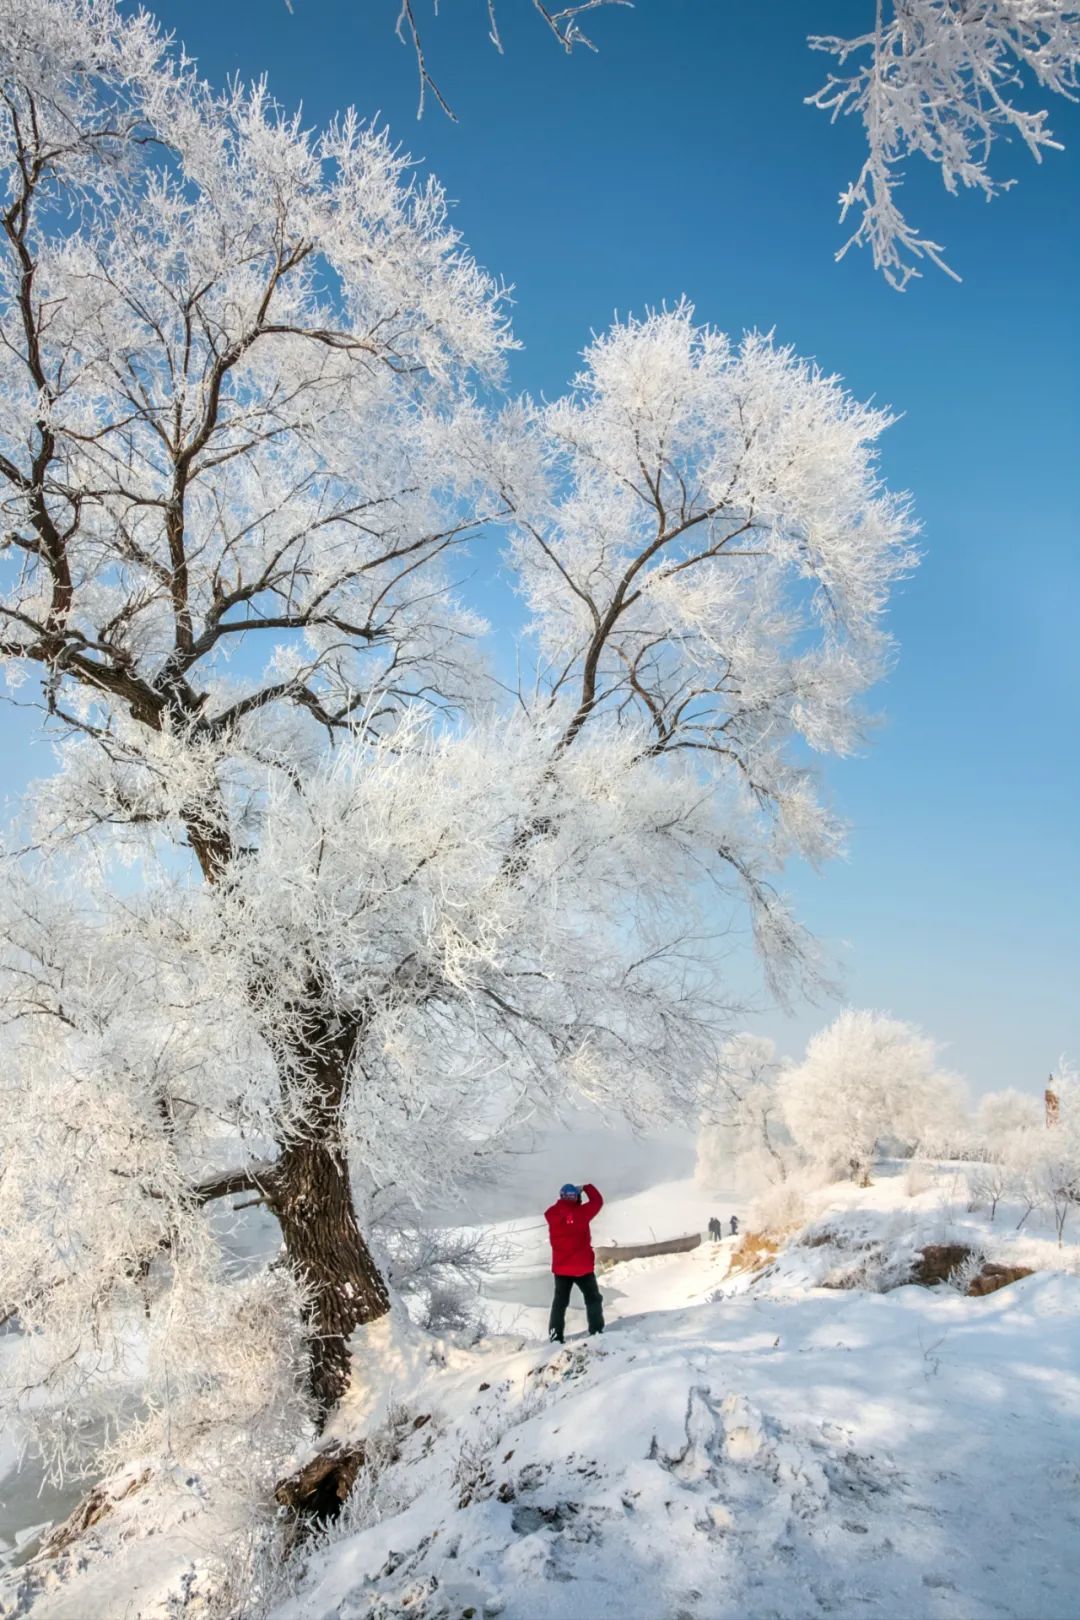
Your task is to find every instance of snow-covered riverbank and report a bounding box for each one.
[6,1161,1080,1619]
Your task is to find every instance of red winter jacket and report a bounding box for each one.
[544,1184,604,1276]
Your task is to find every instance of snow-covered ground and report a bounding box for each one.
[270,1271,1080,1620]
[5,1159,1080,1619]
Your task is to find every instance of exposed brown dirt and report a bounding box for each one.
[967,1262,1035,1297]
[727,1231,782,1278]
[912,1245,1035,1295]
[911,1244,974,1286]
[799,1228,839,1249]
[275,1413,431,1533]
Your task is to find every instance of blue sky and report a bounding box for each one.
[5,1,1077,1092]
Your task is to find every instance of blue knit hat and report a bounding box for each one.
[559,1183,581,1200]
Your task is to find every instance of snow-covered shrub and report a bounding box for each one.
[452,1432,500,1510]
[417,1281,488,1340]
[947,1250,988,1294]
[966,1158,1012,1221]
[201,1401,428,1618]
[904,1160,934,1198]
[1019,1124,1080,1247]
[748,1172,818,1238]
[1008,1141,1045,1232]
[333,1400,427,1536]
[823,1244,911,1294]
[372,1195,503,1340]
[815,1217,926,1295]
[198,1514,288,1620]
[968,1086,1047,1220]
[969,1069,1080,1239]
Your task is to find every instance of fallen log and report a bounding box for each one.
[596,1232,701,1268]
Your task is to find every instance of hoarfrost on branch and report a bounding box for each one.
[387,2,1080,286]
[808,1,1080,288]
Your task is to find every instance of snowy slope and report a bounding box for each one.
[0,1130,703,1595]
[271,1269,1080,1620]
[7,1162,1080,1620]
[263,1166,1080,1620]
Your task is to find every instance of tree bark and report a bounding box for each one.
[270,1127,390,1417]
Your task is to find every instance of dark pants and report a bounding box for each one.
[548,1272,604,1342]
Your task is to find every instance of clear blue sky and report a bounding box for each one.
[4,1,1077,1092]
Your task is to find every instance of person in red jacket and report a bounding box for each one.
[544,1182,605,1343]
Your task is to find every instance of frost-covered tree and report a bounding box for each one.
[976,1087,1044,1141]
[967,1089,1045,1218]
[695,1034,795,1193]
[0,0,915,1442]
[1011,1062,1080,1242]
[781,1009,958,1182]
[808,1,1080,288]
[0,0,516,1418]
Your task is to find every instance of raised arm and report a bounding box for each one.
[582,1183,603,1217]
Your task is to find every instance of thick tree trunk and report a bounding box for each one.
[271,1129,390,1416]
[182,805,390,1416]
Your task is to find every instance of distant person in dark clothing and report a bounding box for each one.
[730,1215,739,1237]
[708,1217,723,1241]
[544,1183,605,1343]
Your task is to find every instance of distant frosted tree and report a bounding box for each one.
[966,1146,1014,1221]
[1013,1061,1080,1242]
[977,1088,1044,1142]
[966,1089,1045,1218]
[696,1034,795,1193]
[0,0,915,1460]
[781,1009,958,1182]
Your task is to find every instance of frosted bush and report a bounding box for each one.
[749,1175,816,1238]
[947,1250,988,1295]
[904,1160,934,1198]
[966,1160,1012,1221]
